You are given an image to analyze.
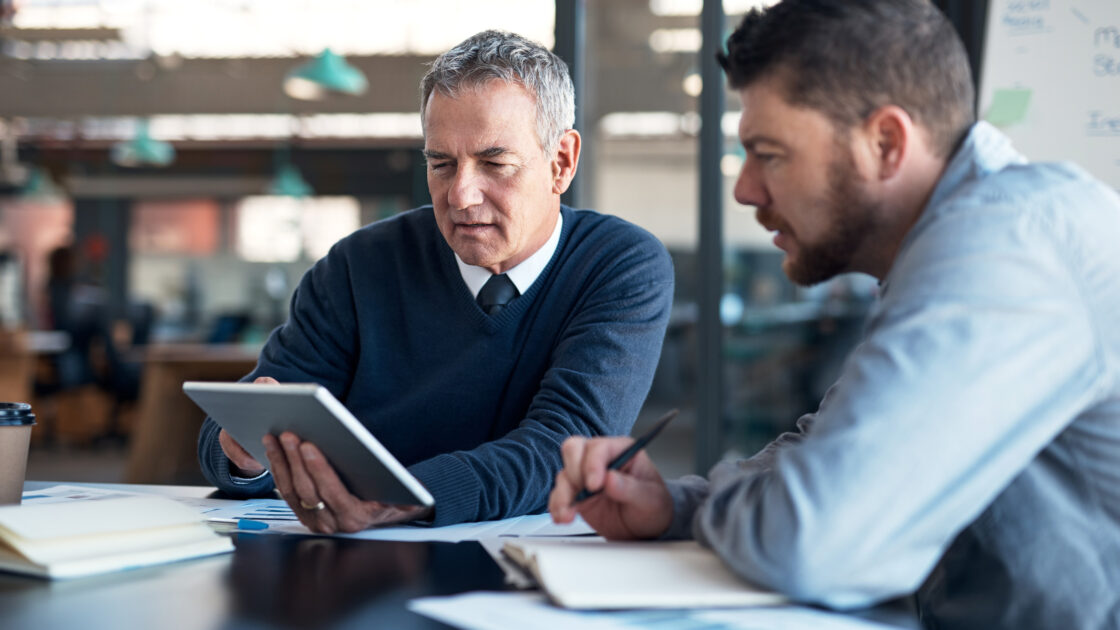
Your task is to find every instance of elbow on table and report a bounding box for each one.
[703,473,927,609]
[743,533,920,610]
[765,561,881,610]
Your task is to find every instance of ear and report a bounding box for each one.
[859,105,913,181]
[550,129,581,195]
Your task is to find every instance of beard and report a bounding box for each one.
[779,152,879,286]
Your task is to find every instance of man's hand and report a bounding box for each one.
[215,376,279,477]
[263,431,432,534]
[218,430,266,477]
[548,436,673,540]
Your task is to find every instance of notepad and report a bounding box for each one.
[0,495,234,579]
[501,539,786,610]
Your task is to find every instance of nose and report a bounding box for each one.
[733,160,769,209]
[447,164,484,210]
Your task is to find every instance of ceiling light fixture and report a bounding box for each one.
[283,48,368,100]
[110,119,175,167]
[19,166,65,199]
[266,162,313,198]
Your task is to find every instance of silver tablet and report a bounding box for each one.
[183,381,434,508]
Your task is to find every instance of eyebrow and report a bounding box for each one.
[476,146,510,159]
[422,146,512,161]
[741,136,785,152]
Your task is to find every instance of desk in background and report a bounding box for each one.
[124,344,260,485]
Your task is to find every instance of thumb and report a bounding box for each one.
[254,376,279,385]
[602,469,652,504]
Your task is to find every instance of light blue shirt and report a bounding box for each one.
[668,122,1120,629]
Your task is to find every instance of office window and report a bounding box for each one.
[130,199,220,255]
[234,196,359,263]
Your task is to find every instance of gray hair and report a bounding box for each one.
[420,30,575,154]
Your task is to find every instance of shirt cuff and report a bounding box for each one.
[230,469,270,483]
[662,474,710,540]
[408,454,481,527]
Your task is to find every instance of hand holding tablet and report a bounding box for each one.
[184,380,435,533]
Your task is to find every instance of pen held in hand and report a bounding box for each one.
[572,408,679,505]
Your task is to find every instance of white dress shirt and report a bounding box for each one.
[455,212,563,299]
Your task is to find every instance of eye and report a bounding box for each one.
[748,151,778,166]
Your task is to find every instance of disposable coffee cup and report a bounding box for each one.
[0,402,35,505]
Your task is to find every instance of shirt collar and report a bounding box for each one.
[455,211,564,299]
[882,121,1026,295]
[923,121,1025,217]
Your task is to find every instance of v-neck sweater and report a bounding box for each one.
[198,205,674,526]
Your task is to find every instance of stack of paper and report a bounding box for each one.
[502,539,786,609]
[0,495,234,579]
[410,591,909,630]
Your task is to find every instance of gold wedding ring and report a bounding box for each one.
[300,500,326,511]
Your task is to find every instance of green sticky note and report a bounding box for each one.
[985,88,1032,127]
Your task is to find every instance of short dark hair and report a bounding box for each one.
[718,0,975,157]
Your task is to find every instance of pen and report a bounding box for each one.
[237,519,270,530]
[572,408,679,504]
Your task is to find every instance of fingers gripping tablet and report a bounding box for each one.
[184,381,434,507]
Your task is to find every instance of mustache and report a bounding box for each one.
[452,214,496,225]
[754,205,789,234]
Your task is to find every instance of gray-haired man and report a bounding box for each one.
[197,30,674,532]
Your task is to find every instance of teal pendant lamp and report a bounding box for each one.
[284,48,368,100]
[111,119,175,168]
[19,166,65,200]
[266,162,313,197]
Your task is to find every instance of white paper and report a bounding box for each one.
[23,484,246,514]
[203,499,301,522]
[345,512,594,542]
[21,484,138,505]
[408,592,625,630]
[696,607,912,630]
[408,591,912,630]
[254,512,596,542]
[28,483,597,541]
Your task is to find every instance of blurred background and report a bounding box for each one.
[0,0,990,485]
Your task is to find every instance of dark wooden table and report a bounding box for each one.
[3,484,920,630]
[2,483,504,630]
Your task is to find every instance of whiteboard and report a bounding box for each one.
[979,0,1120,190]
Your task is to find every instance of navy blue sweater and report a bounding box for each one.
[198,206,674,526]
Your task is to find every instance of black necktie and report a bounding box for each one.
[477,274,519,316]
